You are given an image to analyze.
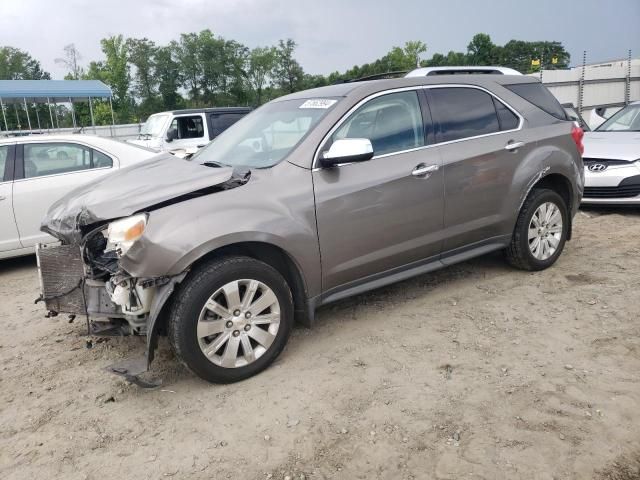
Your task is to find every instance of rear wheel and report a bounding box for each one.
[505,188,568,271]
[168,256,293,383]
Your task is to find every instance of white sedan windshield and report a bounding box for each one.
[193,98,339,168]
[596,105,640,132]
[140,114,169,136]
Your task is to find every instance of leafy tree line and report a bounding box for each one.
[0,32,569,129]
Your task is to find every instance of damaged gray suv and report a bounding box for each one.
[37,75,584,384]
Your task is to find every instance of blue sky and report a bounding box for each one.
[1,0,639,78]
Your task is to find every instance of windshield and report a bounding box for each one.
[193,98,339,168]
[140,114,169,137]
[596,105,640,132]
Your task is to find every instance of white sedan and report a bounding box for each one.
[582,101,640,204]
[0,135,157,259]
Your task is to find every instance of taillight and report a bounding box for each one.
[571,123,584,155]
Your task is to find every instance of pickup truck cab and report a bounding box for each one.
[128,107,252,154]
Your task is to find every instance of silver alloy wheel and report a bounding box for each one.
[528,201,563,261]
[197,279,280,368]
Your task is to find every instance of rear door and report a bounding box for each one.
[425,85,531,254]
[0,144,21,252]
[12,141,116,247]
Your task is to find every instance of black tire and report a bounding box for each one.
[505,188,569,271]
[168,256,293,383]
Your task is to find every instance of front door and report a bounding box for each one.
[313,90,444,293]
[166,114,208,152]
[0,144,21,252]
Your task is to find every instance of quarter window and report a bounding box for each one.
[429,87,500,143]
[23,143,92,179]
[504,83,567,120]
[331,91,425,157]
[93,150,113,168]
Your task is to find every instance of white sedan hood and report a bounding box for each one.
[583,132,640,161]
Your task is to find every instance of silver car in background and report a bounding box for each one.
[582,101,640,204]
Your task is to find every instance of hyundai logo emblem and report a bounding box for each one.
[588,163,608,172]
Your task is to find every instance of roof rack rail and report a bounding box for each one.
[333,71,408,84]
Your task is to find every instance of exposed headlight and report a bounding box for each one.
[107,214,147,255]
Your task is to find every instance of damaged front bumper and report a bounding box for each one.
[36,240,184,387]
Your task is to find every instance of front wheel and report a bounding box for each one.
[505,188,569,271]
[168,256,293,383]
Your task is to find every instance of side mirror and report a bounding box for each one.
[166,128,178,143]
[320,138,374,167]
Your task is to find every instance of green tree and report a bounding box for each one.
[466,33,497,65]
[100,35,132,121]
[272,39,304,94]
[126,38,161,117]
[499,40,569,73]
[247,46,277,105]
[0,46,50,80]
[174,32,203,103]
[302,73,328,90]
[155,45,183,111]
[126,39,157,100]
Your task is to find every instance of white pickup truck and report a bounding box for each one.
[128,107,252,155]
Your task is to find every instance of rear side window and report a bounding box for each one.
[429,87,500,143]
[504,83,567,120]
[211,113,247,136]
[23,143,92,178]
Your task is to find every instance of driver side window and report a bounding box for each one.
[332,91,425,157]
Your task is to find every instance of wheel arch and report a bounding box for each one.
[154,241,313,341]
[529,172,575,240]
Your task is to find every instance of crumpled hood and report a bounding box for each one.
[583,132,640,161]
[41,153,247,244]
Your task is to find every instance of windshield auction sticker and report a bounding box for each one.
[299,99,338,109]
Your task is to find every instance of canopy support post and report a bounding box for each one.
[53,100,60,128]
[47,97,54,130]
[0,98,7,132]
[89,96,96,134]
[35,102,41,131]
[109,97,115,138]
[109,97,115,125]
[23,98,32,131]
[13,104,20,130]
[69,97,77,129]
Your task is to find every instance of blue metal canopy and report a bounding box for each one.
[0,80,112,103]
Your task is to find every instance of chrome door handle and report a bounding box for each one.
[504,141,525,151]
[0,195,6,201]
[411,164,439,177]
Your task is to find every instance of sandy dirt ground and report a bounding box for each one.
[1,208,639,480]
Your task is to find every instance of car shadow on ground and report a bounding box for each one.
[580,205,640,217]
[0,254,37,274]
